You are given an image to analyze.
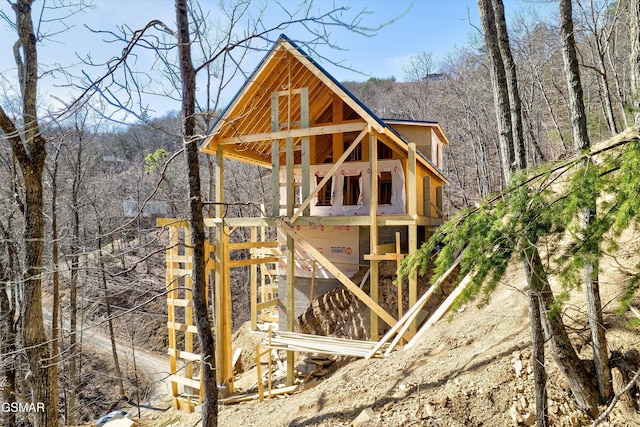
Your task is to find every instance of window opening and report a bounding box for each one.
[343,173,362,206]
[378,171,392,205]
[316,175,333,206]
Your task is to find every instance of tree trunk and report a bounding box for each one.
[477,0,515,183]
[49,146,61,427]
[2,1,59,425]
[522,247,548,427]
[559,0,612,404]
[97,219,126,399]
[559,0,589,153]
[0,264,17,427]
[175,0,218,425]
[533,249,600,417]
[480,1,550,422]
[68,139,82,425]
[632,0,640,126]
[23,167,58,427]
[493,0,526,170]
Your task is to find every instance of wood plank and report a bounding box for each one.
[257,298,280,310]
[167,298,194,308]
[301,87,310,217]
[365,251,464,359]
[250,247,282,256]
[220,379,321,404]
[170,375,201,390]
[251,227,258,330]
[396,232,403,320]
[363,253,405,261]
[219,122,366,144]
[280,224,397,329]
[203,215,441,228]
[168,348,201,362]
[167,321,199,334]
[228,257,279,268]
[407,271,473,349]
[423,176,432,217]
[229,240,278,250]
[369,132,379,341]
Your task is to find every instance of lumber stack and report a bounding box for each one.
[263,330,390,358]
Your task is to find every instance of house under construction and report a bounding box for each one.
[158,34,450,410]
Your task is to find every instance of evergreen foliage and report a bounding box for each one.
[400,127,640,317]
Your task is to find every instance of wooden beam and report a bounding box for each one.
[364,252,465,359]
[203,214,442,229]
[290,128,368,223]
[408,143,417,216]
[369,132,379,341]
[407,272,473,348]
[280,225,397,328]
[423,176,432,217]
[167,321,199,334]
[257,298,280,310]
[395,232,403,320]
[168,348,201,362]
[250,227,258,330]
[408,142,418,335]
[167,298,194,308]
[283,39,385,134]
[229,240,278,250]
[170,375,201,390]
[300,87,310,217]
[229,257,279,268]
[219,122,366,145]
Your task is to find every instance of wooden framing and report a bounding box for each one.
[162,34,452,408]
[158,219,202,411]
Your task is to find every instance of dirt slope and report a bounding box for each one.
[217,255,640,426]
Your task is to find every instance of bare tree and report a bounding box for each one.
[0,1,59,424]
[559,0,612,404]
[632,0,640,126]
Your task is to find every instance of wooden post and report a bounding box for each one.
[396,232,403,319]
[436,185,444,216]
[285,135,295,386]
[369,131,379,340]
[271,92,280,217]
[332,95,343,163]
[408,143,418,335]
[300,87,310,217]
[309,261,316,302]
[250,227,258,330]
[214,145,233,392]
[167,225,179,400]
[184,227,194,381]
[423,176,432,217]
[256,343,263,402]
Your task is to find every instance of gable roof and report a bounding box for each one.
[200,34,448,184]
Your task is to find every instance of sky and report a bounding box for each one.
[0,0,556,120]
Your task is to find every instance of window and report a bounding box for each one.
[316,175,333,206]
[378,144,393,159]
[343,173,362,206]
[378,171,392,205]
